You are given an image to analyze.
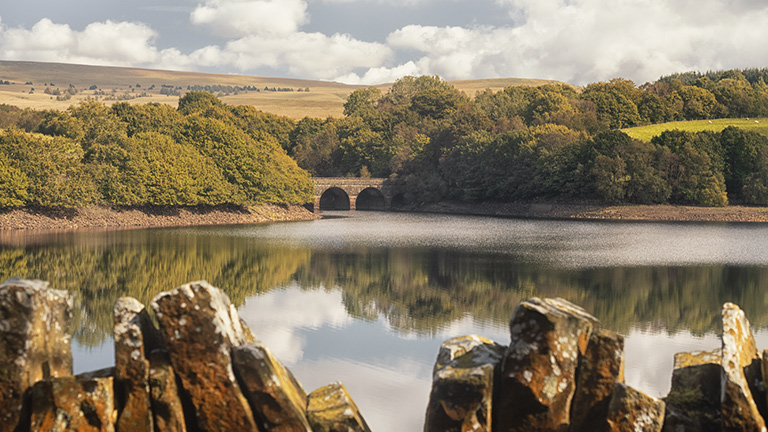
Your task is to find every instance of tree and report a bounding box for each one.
[581,79,642,128]
[123,132,233,205]
[344,87,382,118]
[0,154,28,206]
[0,128,95,207]
[676,86,721,119]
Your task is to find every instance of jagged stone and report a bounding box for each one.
[151,280,258,432]
[721,302,766,432]
[495,297,598,432]
[232,342,312,432]
[569,329,625,432]
[148,349,187,432]
[662,349,721,432]
[0,277,73,432]
[114,297,162,432]
[424,335,505,432]
[29,374,116,432]
[307,382,372,432]
[605,382,664,432]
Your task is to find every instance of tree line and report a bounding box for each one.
[0,92,313,207]
[3,69,768,208]
[289,72,768,206]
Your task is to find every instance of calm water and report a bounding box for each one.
[4,211,768,430]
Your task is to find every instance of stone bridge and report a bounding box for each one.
[311,177,401,212]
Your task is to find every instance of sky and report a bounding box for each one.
[2,0,768,86]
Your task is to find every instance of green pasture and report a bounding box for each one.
[623,118,768,141]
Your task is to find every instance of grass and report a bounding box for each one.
[623,118,768,141]
[0,60,574,119]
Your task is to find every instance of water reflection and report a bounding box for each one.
[3,213,768,430]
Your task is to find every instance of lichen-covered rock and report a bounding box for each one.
[720,302,766,432]
[307,382,371,432]
[151,281,257,432]
[605,382,665,432]
[232,342,312,432]
[424,335,505,432]
[114,297,160,432]
[570,329,625,432]
[0,277,73,432]
[148,349,187,432]
[662,349,721,432]
[30,375,116,432]
[495,297,598,432]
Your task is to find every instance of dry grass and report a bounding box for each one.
[0,60,575,119]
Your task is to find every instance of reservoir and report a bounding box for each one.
[3,211,768,430]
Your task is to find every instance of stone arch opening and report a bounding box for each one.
[356,187,386,211]
[319,187,351,211]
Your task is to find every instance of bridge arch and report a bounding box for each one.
[311,177,400,212]
[356,187,387,211]
[318,187,351,211]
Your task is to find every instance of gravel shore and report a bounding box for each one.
[410,201,768,223]
[3,201,768,232]
[0,203,319,231]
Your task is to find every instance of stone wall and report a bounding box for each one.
[425,297,768,432]
[0,278,371,432]
[2,276,767,431]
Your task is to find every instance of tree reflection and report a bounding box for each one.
[2,228,768,346]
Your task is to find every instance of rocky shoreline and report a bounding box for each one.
[0,203,319,231]
[3,200,768,233]
[410,200,768,223]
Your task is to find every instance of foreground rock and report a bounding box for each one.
[424,335,505,432]
[307,382,372,432]
[151,281,258,432]
[605,382,665,432]
[662,349,721,432]
[495,297,598,432]
[30,374,116,432]
[570,329,625,432]
[114,297,160,432]
[720,302,766,432]
[148,350,188,432]
[0,277,73,432]
[232,342,312,432]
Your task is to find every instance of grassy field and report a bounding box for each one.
[623,118,768,141]
[0,60,572,119]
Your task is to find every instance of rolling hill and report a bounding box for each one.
[0,60,574,119]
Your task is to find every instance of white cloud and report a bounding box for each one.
[5,0,768,87]
[197,32,392,80]
[0,18,182,68]
[190,0,308,37]
[334,61,421,85]
[238,285,352,363]
[327,0,768,85]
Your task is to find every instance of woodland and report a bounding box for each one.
[3,69,768,208]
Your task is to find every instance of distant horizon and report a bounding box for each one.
[2,1,767,86]
[0,58,578,88]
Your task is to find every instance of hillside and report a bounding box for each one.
[0,60,574,119]
[623,118,768,141]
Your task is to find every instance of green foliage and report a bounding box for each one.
[677,86,722,119]
[0,94,312,208]
[178,116,313,205]
[0,153,28,206]
[0,127,96,207]
[124,132,233,205]
[582,79,642,128]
